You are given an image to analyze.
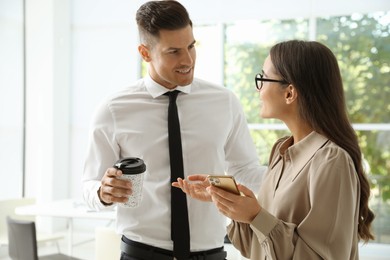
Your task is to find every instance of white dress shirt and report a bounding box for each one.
[83,75,266,251]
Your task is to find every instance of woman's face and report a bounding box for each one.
[259,55,291,120]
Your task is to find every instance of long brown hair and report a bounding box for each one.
[270,40,375,241]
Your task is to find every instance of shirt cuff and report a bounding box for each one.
[84,181,116,210]
[250,208,279,243]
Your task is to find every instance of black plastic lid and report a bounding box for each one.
[113,157,146,174]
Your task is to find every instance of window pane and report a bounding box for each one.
[317,13,390,243]
[194,24,224,85]
[225,19,309,124]
[317,12,390,124]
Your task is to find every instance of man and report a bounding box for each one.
[82,1,265,259]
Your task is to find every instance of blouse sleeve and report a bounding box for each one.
[226,138,286,258]
[226,221,253,259]
[248,146,360,259]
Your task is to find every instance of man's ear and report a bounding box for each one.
[285,85,298,104]
[138,44,151,62]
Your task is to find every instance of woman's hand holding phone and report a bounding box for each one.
[208,182,262,223]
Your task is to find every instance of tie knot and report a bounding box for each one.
[164,90,180,102]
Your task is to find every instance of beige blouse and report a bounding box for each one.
[227,131,360,260]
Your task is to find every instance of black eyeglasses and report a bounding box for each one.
[255,73,289,91]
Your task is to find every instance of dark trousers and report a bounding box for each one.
[120,252,139,260]
[120,251,228,260]
[120,236,227,260]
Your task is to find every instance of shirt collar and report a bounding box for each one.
[145,74,192,98]
[271,131,329,180]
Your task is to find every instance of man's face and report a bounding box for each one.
[140,25,196,89]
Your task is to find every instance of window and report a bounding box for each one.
[317,13,390,242]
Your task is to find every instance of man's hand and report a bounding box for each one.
[98,167,132,205]
[172,174,213,202]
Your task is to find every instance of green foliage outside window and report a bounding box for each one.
[317,13,390,201]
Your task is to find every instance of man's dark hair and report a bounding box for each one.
[136,0,193,45]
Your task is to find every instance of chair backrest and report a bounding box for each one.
[6,216,39,260]
[0,198,35,236]
[0,198,36,245]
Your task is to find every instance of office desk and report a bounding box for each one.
[15,199,116,255]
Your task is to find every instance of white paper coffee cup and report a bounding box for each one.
[114,157,146,208]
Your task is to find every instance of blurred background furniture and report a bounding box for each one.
[14,199,116,256]
[7,216,82,260]
[0,198,64,250]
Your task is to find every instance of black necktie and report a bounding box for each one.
[165,90,190,259]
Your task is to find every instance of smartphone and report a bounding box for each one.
[207,175,240,195]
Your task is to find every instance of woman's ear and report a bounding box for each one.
[285,85,298,104]
[138,44,151,62]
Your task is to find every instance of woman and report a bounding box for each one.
[173,40,375,259]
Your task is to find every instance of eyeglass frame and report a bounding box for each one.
[255,73,289,91]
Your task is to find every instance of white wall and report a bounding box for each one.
[24,0,71,202]
[183,0,389,23]
[0,0,24,199]
[69,0,142,198]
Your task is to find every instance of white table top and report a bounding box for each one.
[15,199,116,220]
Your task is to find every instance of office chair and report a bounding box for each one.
[0,198,64,248]
[7,216,83,260]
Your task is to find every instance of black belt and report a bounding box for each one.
[120,236,227,260]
